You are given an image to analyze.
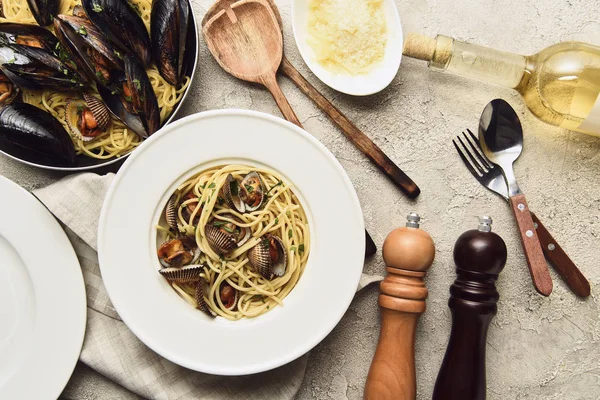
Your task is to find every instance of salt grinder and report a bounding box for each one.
[364,212,435,400]
[432,216,507,400]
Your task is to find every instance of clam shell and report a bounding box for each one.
[159,264,203,283]
[195,278,216,317]
[248,234,287,279]
[223,174,245,213]
[83,94,111,131]
[65,96,111,142]
[240,171,264,212]
[165,191,179,231]
[205,224,237,255]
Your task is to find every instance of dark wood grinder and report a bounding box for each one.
[364,212,435,400]
[432,216,507,400]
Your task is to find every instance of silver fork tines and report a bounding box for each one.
[453,129,510,200]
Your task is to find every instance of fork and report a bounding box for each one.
[453,129,590,297]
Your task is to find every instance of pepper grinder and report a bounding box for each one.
[364,212,435,400]
[432,216,507,400]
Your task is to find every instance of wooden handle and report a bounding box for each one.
[509,194,553,296]
[280,57,420,199]
[364,308,420,400]
[261,73,302,127]
[531,212,590,297]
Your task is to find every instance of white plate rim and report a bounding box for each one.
[0,176,86,399]
[97,109,365,375]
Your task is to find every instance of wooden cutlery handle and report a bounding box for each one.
[262,74,302,128]
[509,195,553,296]
[531,212,590,297]
[280,57,420,199]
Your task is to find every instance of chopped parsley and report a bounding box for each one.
[286,211,291,218]
[124,95,132,102]
[6,57,15,64]
[274,218,279,225]
[222,225,234,234]
[77,26,88,36]
[288,229,292,239]
[290,246,296,252]
[299,244,305,253]
[92,4,103,12]
[132,78,141,90]
[200,183,206,189]
[76,105,84,113]
[114,50,123,60]
[208,182,216,189]
[244,184,254,193]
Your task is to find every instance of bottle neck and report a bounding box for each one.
[404,34,527,89]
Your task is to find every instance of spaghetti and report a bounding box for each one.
[156,165,311,320]
[0,0,190,160]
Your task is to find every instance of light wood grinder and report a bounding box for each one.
[432,216,507,400]
[364,212,435,400]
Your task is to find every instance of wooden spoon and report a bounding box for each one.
[203,0,420,199]
[202,0,301,126]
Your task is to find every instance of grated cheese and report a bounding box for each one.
[307,0,388,76]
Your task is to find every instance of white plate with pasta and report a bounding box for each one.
[98,109,366,375]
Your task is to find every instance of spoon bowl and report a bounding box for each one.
[290,0,403,96]
[479,99,524,165]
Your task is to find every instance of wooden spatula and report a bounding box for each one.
[203,0,420,199]
[202,0,301,126]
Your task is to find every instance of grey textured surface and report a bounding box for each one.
[2,0,600,399]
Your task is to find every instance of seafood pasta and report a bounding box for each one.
[0,0,190,160]
[156,165,311,320]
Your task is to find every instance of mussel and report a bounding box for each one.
[0,22,59,54]
[81,0,151,66]
[0,44,86,91]
[53,15,123,86]
[218,282,237,310]
[96,55,160,138]
[204,215,251,255]
[0,70,19,106]
[0,103,76,167]
[159,264,203,283]
[151,0,189,85]
[195,278,216,317]
[157,236,200,267]
[55,16,160,138]
[64,94,111,142]
[248,234,287,280]
[26,0,58,26]
[222,172,265,213]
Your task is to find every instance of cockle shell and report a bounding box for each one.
[159,264,203,283]
[248,234,287,280]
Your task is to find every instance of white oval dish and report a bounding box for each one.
[0,176,86,399]
[98,109,365,375]
[291,0,403,96]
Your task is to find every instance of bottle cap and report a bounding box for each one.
[478,216,492,232]
[406,212,420,228]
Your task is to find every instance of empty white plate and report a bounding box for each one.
[291,0,403,96]
[0,176,86,399]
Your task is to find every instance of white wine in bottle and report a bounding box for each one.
[403,33,600,137]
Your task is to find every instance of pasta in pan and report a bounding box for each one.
[156,165,311,320]
[0,0,189,160]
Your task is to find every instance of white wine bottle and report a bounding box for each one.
[403,33,600,137]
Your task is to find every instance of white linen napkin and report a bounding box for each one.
[34,173,382,400]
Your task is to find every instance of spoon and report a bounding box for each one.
[478,99,552,296]
[202,0,301,126]
[203,0,419,198]
[290,0,403,96]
